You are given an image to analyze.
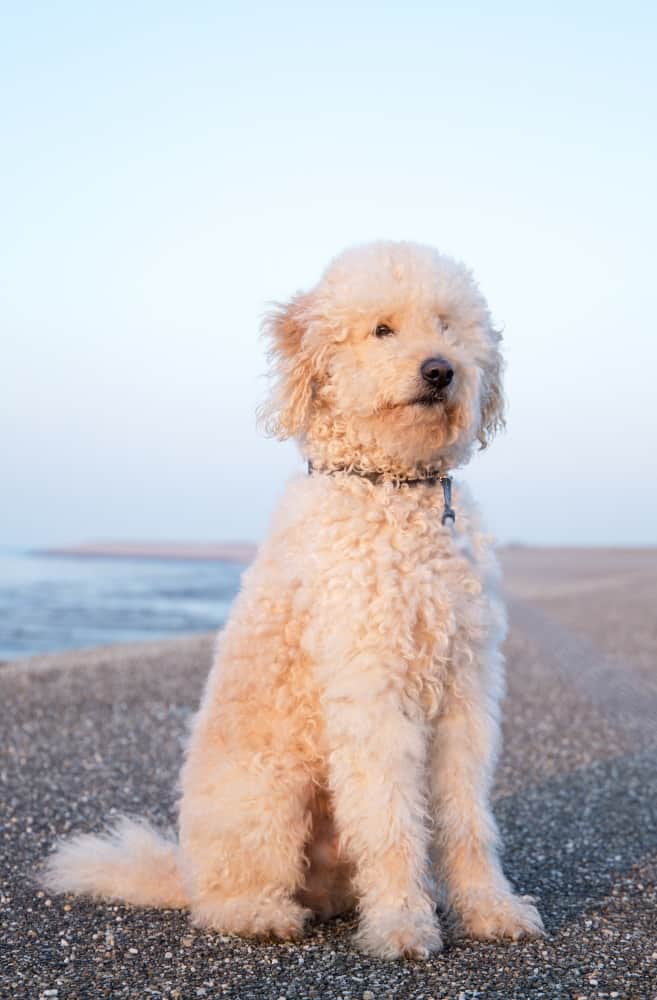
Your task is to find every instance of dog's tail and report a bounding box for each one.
[42,816,188,909]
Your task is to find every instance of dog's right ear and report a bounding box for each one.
[258,292,322,440]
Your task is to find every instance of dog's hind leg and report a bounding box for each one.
[179,714,314,939]
[177,583,316,941]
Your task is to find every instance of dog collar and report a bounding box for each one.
[306,461,456,526]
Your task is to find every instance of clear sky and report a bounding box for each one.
[2,1,656,547]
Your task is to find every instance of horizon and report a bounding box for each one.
[3,540,657,557]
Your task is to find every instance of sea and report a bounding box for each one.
[0,550,245,662]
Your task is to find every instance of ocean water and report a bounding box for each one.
[0,550,246,662]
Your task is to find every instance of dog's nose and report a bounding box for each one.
[420,357,454,389]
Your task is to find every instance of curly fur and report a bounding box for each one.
[43,241,543,958]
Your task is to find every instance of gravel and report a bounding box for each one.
[1,548,656,999]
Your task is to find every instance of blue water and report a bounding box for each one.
[0,551,245,662]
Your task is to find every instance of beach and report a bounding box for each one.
[2,547,656,999]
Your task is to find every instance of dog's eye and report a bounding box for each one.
[374,323,395,338]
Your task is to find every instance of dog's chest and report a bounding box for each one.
[332,484,488,711]
[385,511,487,717]
[292,478,496,717]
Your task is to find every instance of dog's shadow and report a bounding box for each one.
[492,747,657,932]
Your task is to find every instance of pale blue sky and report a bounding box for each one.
[2,1,656,546]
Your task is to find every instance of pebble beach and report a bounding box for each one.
[2,547,656,999]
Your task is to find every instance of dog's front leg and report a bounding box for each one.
[319,649,443,959]
[429,648,544,940]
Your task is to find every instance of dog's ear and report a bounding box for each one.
[258,292,322,439]
[477,332,506,449]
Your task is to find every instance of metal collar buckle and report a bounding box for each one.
[307,461,456,527]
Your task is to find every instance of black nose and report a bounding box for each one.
[420,357,454,389]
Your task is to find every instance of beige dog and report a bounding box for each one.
[44,241,544,958]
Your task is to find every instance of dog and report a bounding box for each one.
[44,240,544,958]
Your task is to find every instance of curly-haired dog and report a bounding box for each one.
[44,241,544,958]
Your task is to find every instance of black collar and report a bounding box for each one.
[306,461,456,526]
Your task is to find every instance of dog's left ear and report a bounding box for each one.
[258,292,324,440]
[477,332,506,448]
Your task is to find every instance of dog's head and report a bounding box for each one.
[260,241,505,471]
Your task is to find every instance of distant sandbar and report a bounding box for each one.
[38,541,258,563]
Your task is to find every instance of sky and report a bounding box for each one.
[2,1,656,547]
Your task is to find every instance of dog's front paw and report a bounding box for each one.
[355,907,443,959]
[454,891,544,941]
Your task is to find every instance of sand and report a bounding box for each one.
[2,547,656,999]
